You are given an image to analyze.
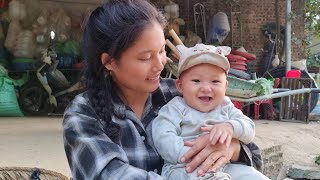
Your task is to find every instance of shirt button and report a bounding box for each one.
[141,136,146,141]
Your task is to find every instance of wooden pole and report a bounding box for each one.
[169,29,184,45]
[166,39,180,59]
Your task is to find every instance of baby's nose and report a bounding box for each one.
[200,84,212,92]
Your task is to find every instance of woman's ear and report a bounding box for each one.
[175,79,183,94]
[101,52,114,71]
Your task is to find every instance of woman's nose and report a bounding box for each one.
[152,54,166,71]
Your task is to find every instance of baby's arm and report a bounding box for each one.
[225,98,255,144]
[203,122,234,147]
[152,100,190,164]
[205,98,255,145]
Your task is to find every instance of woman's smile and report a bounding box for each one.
[146,74,161,82]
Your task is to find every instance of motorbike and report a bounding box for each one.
[18,48,84,116]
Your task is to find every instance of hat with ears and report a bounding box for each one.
[176,44,231,77]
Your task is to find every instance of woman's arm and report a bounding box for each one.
[63,94,164,180]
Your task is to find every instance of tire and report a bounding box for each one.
[19,82,54,116]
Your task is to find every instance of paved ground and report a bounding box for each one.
[0,117,319,179]
[0,117,71,177]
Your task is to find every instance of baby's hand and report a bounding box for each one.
[201,123,234,147]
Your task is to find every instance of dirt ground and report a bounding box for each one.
[254,119,320,169]
[0,117,319,179]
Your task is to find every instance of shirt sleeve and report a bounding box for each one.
[63,95,164,180]
[223,97,255,144]
[238,142,263,172]
[152,99,190,164]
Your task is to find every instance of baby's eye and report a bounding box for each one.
[192,79,200,83]
[212,80,220,83]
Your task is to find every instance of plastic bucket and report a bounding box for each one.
[286,70,301,78]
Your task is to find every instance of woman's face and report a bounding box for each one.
[105,22,167,96]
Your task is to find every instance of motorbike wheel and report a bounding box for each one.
[19,82,55,116]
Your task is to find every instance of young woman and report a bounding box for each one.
[63,0,263,179]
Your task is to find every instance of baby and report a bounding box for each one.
[152,44,257,180]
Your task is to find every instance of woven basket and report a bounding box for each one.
[0,167,70,180]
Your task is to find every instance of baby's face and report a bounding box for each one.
[176,64,228,112]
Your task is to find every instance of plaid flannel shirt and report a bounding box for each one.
[63,78,262,180]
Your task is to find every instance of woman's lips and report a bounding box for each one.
[146,74,160,81]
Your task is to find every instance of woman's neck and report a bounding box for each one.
[120,90,149,120]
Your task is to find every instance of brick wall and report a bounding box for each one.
[154,0,306,75]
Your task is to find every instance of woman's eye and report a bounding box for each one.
[160,46,165,53]
[140,57,151,61]
[192,79,200,83]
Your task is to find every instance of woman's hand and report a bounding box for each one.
[181,134,241,176]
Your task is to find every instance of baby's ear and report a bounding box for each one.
[175,79,183,94]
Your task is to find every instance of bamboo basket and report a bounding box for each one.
[0,167,70,180]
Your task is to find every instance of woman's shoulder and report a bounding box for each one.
[159,78,176,90]
[158,78,180,101]
[63,92,99,122]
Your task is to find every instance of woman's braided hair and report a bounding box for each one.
[82,0,167,142]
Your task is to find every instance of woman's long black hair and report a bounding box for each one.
[82,0,167,142]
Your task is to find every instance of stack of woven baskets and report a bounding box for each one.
[226,47,256,72]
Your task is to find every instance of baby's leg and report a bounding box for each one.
[223,164,271,180]
[163,164,231,180]
[196,171,231,180]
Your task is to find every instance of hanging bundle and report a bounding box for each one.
[206,12,230,44]
[14,30,35,58]
[164,0,179,19]
[4,20,21,51]
[8,0,26,20]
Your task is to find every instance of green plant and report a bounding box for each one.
[305,0,320,37]
[307,51,320,67]
[315,154,320,166]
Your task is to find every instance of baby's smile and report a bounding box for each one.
[198,96,212,102]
